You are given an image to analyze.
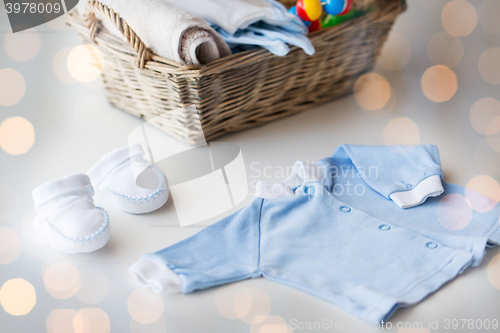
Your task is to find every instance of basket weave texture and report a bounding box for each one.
[67,0,406,145]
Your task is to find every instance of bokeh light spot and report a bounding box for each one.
[441,1,477,36]
[478,0,500,33]
[43,262,81,299]
[0,117,35,155]
[0,68,25,106]
[478,48,500,85]
[75,267,109,304]
[73,308,110,333]
[383,117,420,146]
[437,194,473,231]
[0,278,36,316]
[363,86,396,119]
[53,47,77,84]
[234,288,253,319]
[67,44,104,82]
[0,227,22,264]
[487,254,500,290]
[128,288,164,324]
[47,309,77,333]
[250,315,293,333]
[353,73,391,111]
[427,32,464,68]
[237,288,271,324]
[421,65,457,103]
[4,29,41,62]
[215,284,271,323]
[486,116,500,136]
[0,184,21,223]
[487,134,500,153]
[465,175,500,212]
[376,33,412,70]
[470,97,500,135]
[130,315,167,333]
[215,284,242,320]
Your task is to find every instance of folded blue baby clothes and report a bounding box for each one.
[161,0,307,35]
[161,0,314,56]
[129,145,500,323]
[214,22,315,56]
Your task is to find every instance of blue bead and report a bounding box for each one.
[323,0,345,16]
[379,224,391,231]
[289,5,311,27]
[305,186,315,194]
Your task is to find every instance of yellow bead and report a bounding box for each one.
[303,0,323,21]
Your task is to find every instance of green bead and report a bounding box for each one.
[321,6,376,28]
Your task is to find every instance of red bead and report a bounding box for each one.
[339,0,353,16]
[296,0,311,21]
[308,19,322,33]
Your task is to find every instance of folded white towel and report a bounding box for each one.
[77,0,231,65]
[32,174,110,254]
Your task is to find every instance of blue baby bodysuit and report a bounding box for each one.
[129,145,500,323]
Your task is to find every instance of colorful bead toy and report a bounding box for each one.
[296,0,323,22]
[322,5,376,28]
[288,0,354,33]
[322,0,353,16]
[308,19,322,33]
[288,5,311,27]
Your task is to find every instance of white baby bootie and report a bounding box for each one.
[32,174,110,254]
[87,143,169,214]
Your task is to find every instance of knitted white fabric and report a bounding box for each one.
[129,257,182,293]
[32,174,110,254]
[87,144,169,214]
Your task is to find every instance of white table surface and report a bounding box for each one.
[1,1,500,332]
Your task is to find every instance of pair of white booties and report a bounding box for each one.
[32,144,169,254]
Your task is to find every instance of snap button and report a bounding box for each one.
[426,242,438,249]
[379,224,391,231]
[340,206,351,213]
[305,186,315,194]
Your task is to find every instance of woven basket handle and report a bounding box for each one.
[84,0,150,69]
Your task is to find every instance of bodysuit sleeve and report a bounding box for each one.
[129,198,264,293]
[332,144,445,209]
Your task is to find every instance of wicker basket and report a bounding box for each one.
[67,0,406,145]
